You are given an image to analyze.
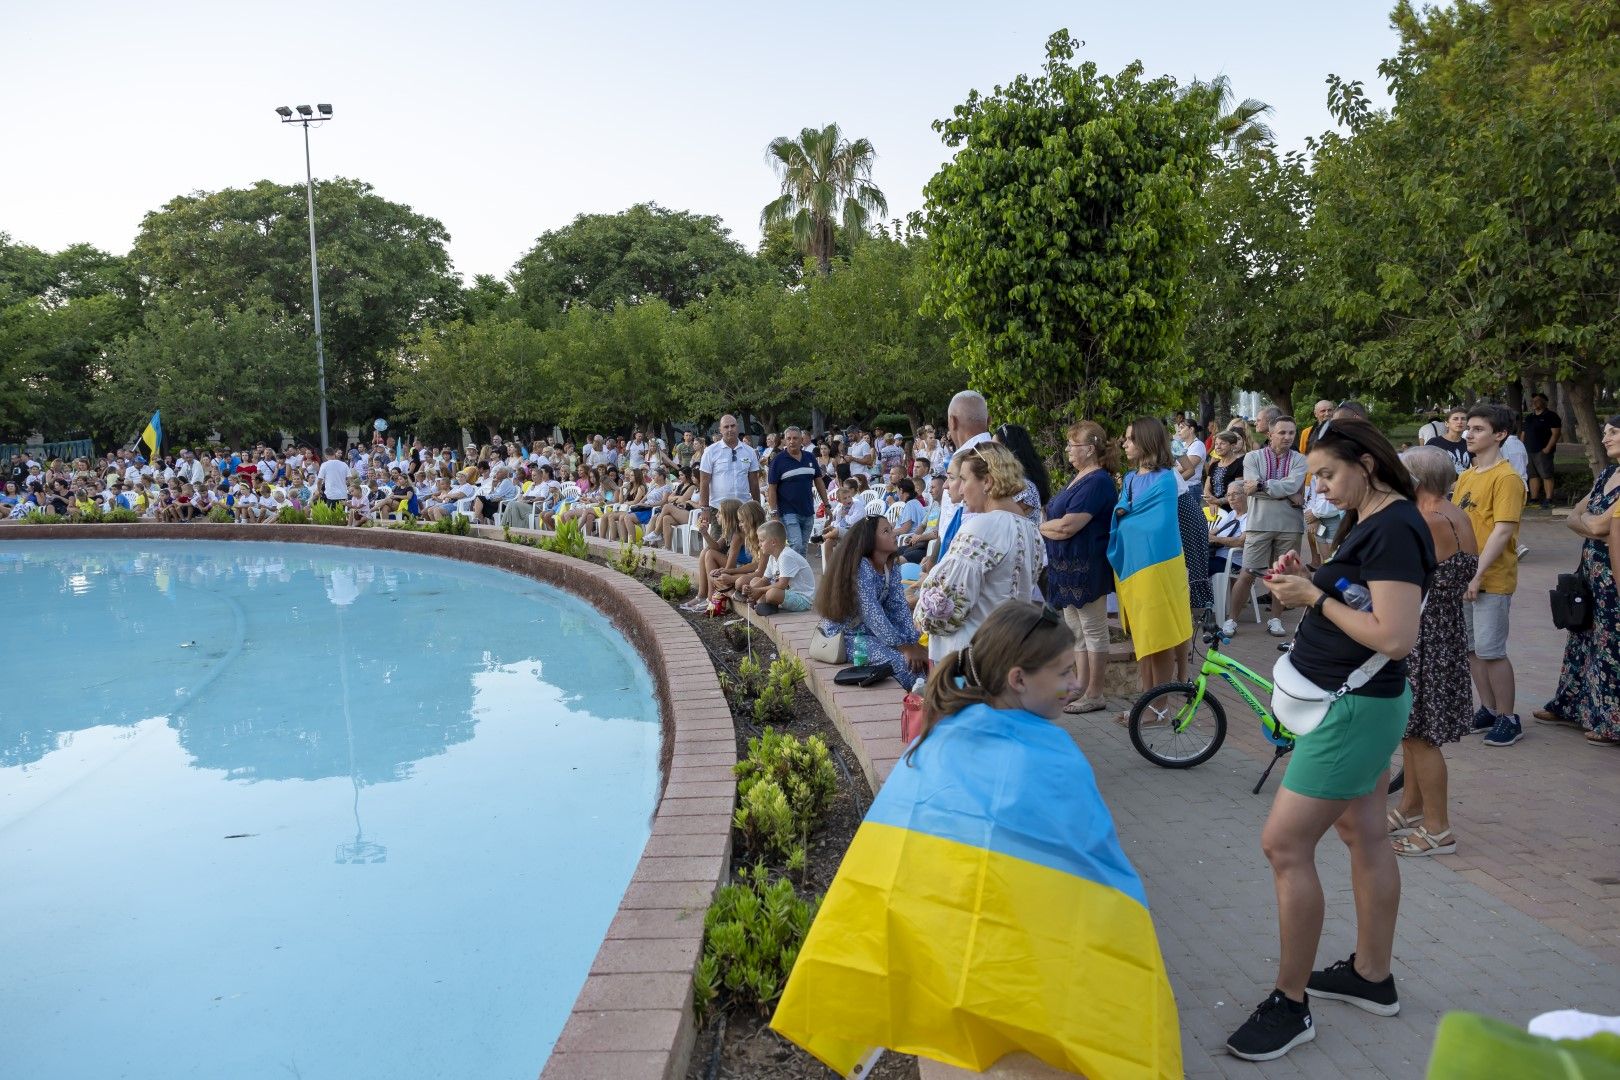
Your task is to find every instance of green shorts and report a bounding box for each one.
[1282,684,1411,801]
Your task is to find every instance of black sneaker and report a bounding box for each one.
[1226,990,1314,1061]
[1308,955,1400,1016]
[1471,705,1497,733]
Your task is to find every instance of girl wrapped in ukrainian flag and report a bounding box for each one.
[773,601,1181,1078]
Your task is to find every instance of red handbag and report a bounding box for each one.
[706,592,730,618]
[901,692,926,744]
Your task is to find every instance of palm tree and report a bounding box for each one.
[1191,75,1276,156]
[761,124,888,276]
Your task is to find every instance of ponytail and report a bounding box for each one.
[906,646,991,763]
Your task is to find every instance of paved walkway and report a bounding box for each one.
[585,515,1620,1077]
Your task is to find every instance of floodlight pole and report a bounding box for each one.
[278,105,332,452]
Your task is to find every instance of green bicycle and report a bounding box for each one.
[1127,616,1405,795]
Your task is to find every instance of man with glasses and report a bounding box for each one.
[697,414,761,526]
[766,426,828,557]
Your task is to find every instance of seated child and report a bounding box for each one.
[743,520,817,614]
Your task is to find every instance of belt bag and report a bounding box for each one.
[1549,572,1594,632]
[1271,650,1390,737]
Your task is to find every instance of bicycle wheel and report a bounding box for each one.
[1129,682,1227,769]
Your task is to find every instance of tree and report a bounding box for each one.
[393,317,546,438]
[129,178,461,425]
[802,233,958,430]
[1196,75,1276,157]
[95,301,318,447]
[667,284,805,429]
[923,30,1217,448]
[510,203,758,318]
[761,124,888,277]
[1312,0,1620,473]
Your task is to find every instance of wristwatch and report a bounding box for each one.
[1311,591,1330,618]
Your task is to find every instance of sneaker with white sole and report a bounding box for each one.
[1221,618,1238,637]
[1307,955,1400,1016]
[1470,705,1497,733]
[1483,712,1524,747]
[1226,990,1314,1061]
[1266,617,1287,637]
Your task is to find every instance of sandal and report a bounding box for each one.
[1534,708,1578,727]
[1584,732,1620,747]
[1392,827,1456,857]
[1387,809,1424,837]
[1064,697,1106,715]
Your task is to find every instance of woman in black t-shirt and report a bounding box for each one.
[1224,418,1434,1064]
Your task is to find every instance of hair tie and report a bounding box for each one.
[960,645,981,688]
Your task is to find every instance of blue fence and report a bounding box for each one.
[0,439,95,467]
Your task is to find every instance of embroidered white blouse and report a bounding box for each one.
[915,508,1046,661]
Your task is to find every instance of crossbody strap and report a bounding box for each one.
[1318,595,1429,699]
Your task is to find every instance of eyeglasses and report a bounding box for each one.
[1018,604,1064,649]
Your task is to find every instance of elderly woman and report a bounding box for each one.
[1386,446,1479,856]
[915,443,1045,662]
[1041,420,1117,713]
[1535,414,1620,745]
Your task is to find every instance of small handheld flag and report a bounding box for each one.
[141,411,163,459]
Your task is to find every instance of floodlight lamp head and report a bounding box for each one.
[296,105,313,116]
[317,103,333,116]
[275,106,293,118]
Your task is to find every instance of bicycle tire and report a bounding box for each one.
[1129,682,1228,769]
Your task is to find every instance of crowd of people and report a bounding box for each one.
[5,387,1617,1066]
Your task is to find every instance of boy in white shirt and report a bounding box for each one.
[744,520,816,614]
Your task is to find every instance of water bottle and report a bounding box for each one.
[1336,577,1373,611]
[852,632,869,667]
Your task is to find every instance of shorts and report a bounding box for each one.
[1529,452,1557,481]
[1242,530,1299,576]
[633,509,653,524]
[780,590,813,612]
[1283,684,1411,801]
[1465,592,1512,659]
[1062,595,1110,653]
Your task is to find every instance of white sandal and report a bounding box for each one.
[1392,826,1456,857]
[1387,809,1424,837]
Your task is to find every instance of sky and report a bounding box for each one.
[2,1,1402,284]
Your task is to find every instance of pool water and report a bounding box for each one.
[0,540,662,1080]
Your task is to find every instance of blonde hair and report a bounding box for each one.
[908,602,1074,762]
[961,442,1026,499]
[758,519,786,545]
[736,500,767,556]
[714,498,744,541]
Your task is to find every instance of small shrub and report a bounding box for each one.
[657,572,693,601]
[733,653,768,699]
[429,514,471,536]
[612,537,651,576]
[735,726,837,841]
[732,780,804,871]
[386,520,424,532]
[21,509,64,525]
[205,505,234,523]
[693,864,820,1023]
[275,506,311,525]
[70,505,104,524]
[752,655,805,726]
[309,502,348,526]
[103,508,141,524]
[538,518,588,559]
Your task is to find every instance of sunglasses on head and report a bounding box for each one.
[1017,604,1064,649]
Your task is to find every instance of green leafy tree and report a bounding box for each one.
[761,123,888,277]
[668,283,805,430]
[95,300,318,447]
[1312,0,1620,471]
[531,300,680,432]
[511,203,758,319]
[923,30,1217,446]
[394,317,546,438]
[129,178,461,425]
[802,233,957,430]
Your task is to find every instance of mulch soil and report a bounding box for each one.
[598,561,919,1080]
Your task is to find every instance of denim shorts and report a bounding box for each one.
[1464,591,1512,660]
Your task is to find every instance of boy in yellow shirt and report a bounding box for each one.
[1453,403,1526,747]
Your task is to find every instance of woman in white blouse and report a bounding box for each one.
[915,443,1046,662]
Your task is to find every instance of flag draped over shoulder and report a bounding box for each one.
[771,703,1181,1078]
[1108,468,1192,657]
[140,411,162,459]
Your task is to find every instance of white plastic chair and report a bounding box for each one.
[1211,559,1262,626]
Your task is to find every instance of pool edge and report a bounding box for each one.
[1,523,728,1080]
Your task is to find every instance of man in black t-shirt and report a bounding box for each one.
[1425,408,1470,474]
[1521,393,1562,509]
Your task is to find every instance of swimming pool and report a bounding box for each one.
[0,539,662,1079]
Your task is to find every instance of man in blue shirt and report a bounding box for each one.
[766,425,829,557]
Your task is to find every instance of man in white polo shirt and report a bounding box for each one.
[697,414,761,525]
[315,445,352,506]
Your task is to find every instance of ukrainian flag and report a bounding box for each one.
[140,410,162,459]
[771,703,1181,1078]
[1108,468,1192,657]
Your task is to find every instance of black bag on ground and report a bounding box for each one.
[1549,573,1594,632]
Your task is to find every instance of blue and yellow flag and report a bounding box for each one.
[1108,468,1191,657]
[771,703,1181,1078]
[140,410,162,459]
